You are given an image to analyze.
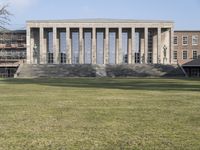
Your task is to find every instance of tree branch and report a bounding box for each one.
[0,4,11,29]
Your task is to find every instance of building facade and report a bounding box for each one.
[26,19,174,65]
[1,19,200,77]
[173,31,200,65]
[0,30,26,60]
[0,30,26,77]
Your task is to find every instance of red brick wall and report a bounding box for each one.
[173,31,200,65]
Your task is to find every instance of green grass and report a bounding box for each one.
[0,78,200,150]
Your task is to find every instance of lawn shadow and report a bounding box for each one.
[1,78,200,92]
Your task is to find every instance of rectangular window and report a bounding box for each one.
[182,51,188,60]
[193,50,198,59]
[192,35,198,45]
[182,36,188,45]
[60,53,66,64]
[48,53,54,64]
[135,52,140,64]
[173,51,177,60]
[174,36,178,45]
[191,68,199,77]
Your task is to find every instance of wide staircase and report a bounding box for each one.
[15,64,185,78]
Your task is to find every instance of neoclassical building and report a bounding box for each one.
[26,19,174,65]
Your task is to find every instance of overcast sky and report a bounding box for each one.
[1,0,200,30]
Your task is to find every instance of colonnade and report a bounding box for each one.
[26,21,173,65]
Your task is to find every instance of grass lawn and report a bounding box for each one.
[0,78,200,150]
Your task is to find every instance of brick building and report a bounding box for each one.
[173,31,200,77]
[173,31,200,65]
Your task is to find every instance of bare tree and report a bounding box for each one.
[0,4,11,29]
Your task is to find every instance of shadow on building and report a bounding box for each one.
[182,58,200,77]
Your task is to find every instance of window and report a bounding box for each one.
[182,51,188,60]
[60,53,66,64]
[147,30,153,64]
[192,35,198,45]
[173,51,177,60]
[147,53,153,64]
[48,53,54,64]
[193,50,198,59]
[182,36,188,45]
[135,52,140,64]
[174,36,178,45]
[191,68,200,77]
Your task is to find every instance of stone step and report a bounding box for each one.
[16,64,185,78]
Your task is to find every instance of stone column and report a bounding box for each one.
[55,29,59,64]
[115,30,119,64]
[131,27,135,64]
[144,27,148,64]
[66,27,71,64]
[128,30,132,64]
[140,31,145,64]
[164,29,170,64]
[30,29,34,64]
[79,28,84,64]
[92,27,96,64]
[104,28,109,64]
[26,27,31,64]
[118,27,122,64]
[40,27,46,64]
[153,30,158,64]
[43,30,47,64]
[157,27,161,64]
[53,27,59,64]
[170,27,174,64]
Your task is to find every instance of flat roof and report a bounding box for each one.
[175,30,200,32]
[27,18,174,23]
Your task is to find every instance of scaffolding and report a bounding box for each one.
[0,30,26,78]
